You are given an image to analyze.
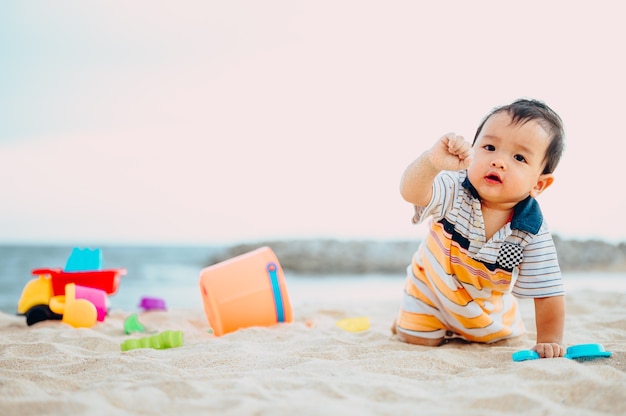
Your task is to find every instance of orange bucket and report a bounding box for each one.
[198,246,293,336]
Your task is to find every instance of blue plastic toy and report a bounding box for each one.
[512,349,540,362]
[64,248,103,272]
[564,344,612,360]
[513,343,612,362]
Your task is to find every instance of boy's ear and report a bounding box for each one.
[530,173,554,198]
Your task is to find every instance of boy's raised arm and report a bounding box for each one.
[400,133,473,207]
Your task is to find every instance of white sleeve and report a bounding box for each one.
[412,171,458,225]
[512,230,564,298]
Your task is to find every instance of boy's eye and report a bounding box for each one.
[514,154,526,162]
[484,144,495,151]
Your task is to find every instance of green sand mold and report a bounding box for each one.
[123,313,146,334]
[121,330,183,351]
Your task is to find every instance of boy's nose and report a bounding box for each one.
[491,160,505,169]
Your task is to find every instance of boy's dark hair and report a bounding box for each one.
[473,99,565,174]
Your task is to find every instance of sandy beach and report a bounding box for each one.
[1,285,625,416]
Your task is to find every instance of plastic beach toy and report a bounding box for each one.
[30,246,126,297]
[124,313,146,334]
[198,246,293,336]
[336,317,370,332]
[564,344,612,360]
[63,298,98,328]
[64,248,103,272]
[50,283,108,322]
[32,267,126,296]
[512,343,612,362]
[16,274,79,326]
[17,247,125,327]
[120,330,184,351]
[139,297,167,311]
[17,275,55,316]
[48,284,102,328]
[511,350,540,362]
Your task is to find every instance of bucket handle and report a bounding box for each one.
[266,262,286,323]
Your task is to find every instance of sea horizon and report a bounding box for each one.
[2,241,626,315]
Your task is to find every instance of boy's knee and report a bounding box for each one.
[393,325,444,347]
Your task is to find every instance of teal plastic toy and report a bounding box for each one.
[512,349,540,361]
[564,344,612,360]
[64,248,103,271]
[513,343,612,362]
[120,330,183,351]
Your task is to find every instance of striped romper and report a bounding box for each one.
[395,170,564,343]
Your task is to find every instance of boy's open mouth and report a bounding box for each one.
[485,173,502,183]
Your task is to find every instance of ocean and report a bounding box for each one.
[1,244,624,317]
[0,244,407,316]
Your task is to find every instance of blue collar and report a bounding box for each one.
[462,176,543,234]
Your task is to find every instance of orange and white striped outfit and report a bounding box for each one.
[395,170,564,343]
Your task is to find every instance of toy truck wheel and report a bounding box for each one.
[26,305,63,326]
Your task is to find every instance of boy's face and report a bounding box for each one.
[467,111,554,208]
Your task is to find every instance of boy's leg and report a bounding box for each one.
[391,320,444,346]
[393,267,449,346]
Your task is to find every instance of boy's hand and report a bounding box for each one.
[533,343,565,358]
[428,133,474,171]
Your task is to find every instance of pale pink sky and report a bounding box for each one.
[1,1,624,244]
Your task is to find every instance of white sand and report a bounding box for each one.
[1,288,625,415]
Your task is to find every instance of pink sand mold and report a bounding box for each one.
[74,284,108,322]
[49,283,108,328]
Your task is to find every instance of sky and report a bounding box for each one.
[1,1,625,245]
